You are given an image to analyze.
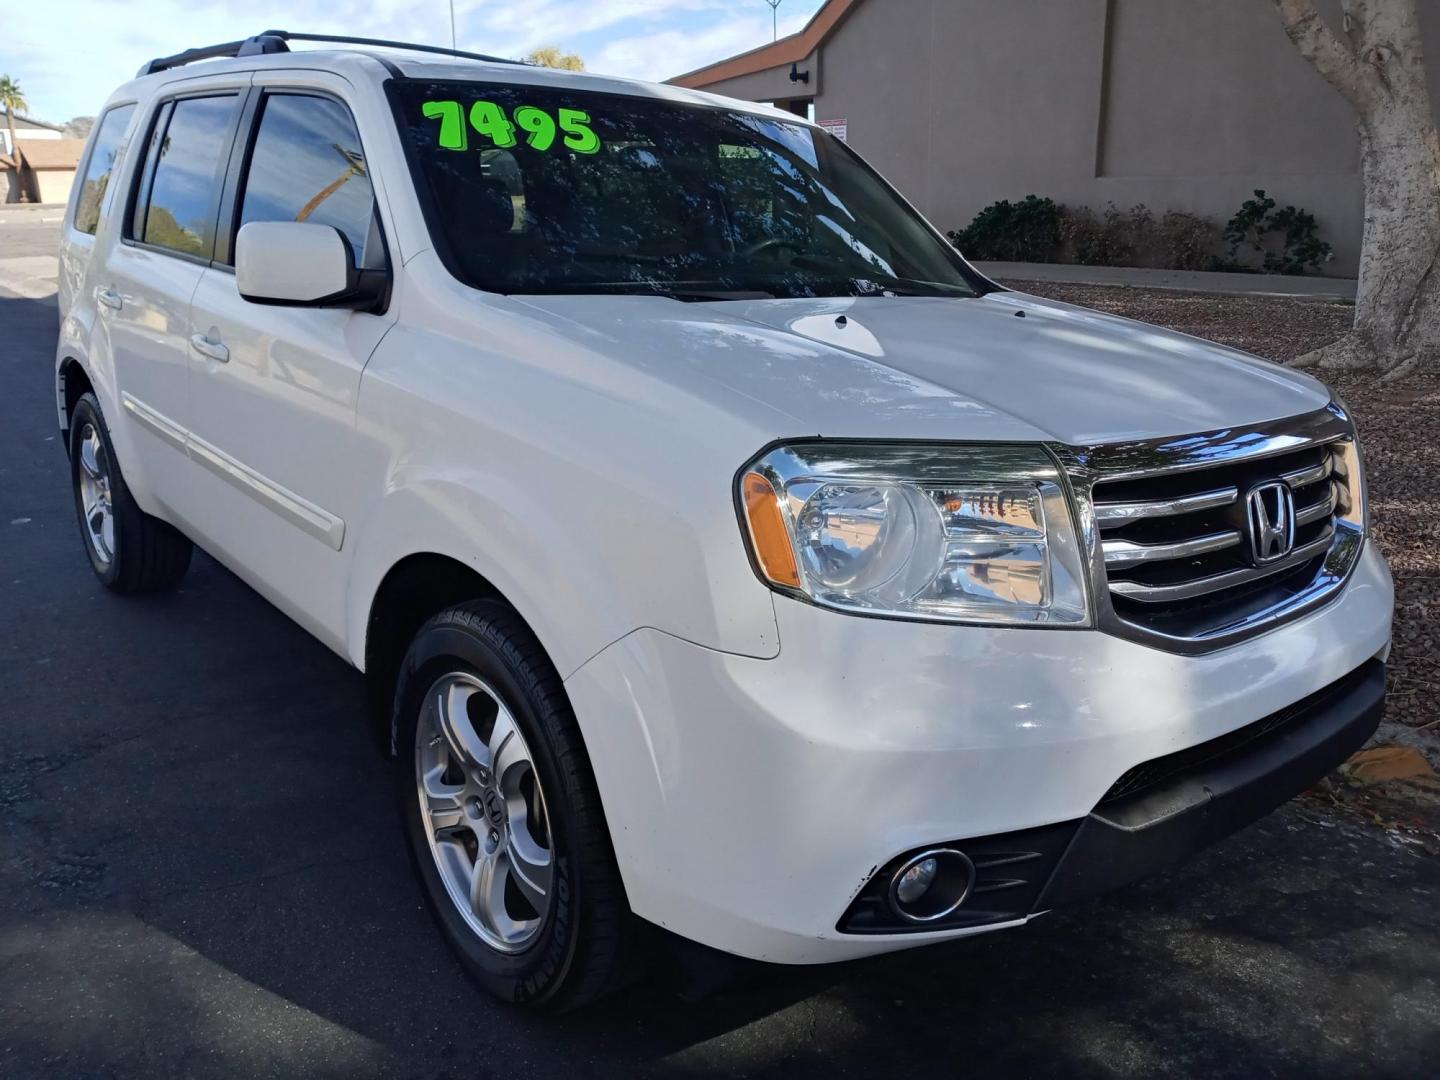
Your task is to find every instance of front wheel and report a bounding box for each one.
[394,601,634,1008]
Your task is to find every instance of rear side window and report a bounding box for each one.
[139,94,239,258]
[73,104,136,235]
[238,94,376,267]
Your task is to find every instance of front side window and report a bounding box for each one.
[140,94,238,258]
[238,94,377,267]
[74,104,136,235]
[390,80,983,299]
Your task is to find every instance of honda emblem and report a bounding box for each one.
[1245,481,1295,564]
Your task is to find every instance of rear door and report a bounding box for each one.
[100,84,245,511]
[183,77,396,650]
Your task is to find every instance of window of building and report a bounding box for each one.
[73,104,136,235]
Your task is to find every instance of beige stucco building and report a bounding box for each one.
[2,115,79,204]
[671,0,1440,277]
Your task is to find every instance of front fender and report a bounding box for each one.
[345,465,781,682]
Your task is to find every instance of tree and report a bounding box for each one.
[64,116,95,141]
[0,75,26,167]
[523,46,585,71]
[1273,0,1439,381]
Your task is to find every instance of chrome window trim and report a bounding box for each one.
[1047,400,1364,655]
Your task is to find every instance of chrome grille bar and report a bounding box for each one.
[1092,486,1237,526]
[1294,485,1337,527]
[1103,530,1241,568]
[1109,527,1334,603]
[1281,460,1330,488]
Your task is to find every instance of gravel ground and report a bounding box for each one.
[1009,281,1440,737]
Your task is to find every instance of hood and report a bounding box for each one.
[510,290,1331,446]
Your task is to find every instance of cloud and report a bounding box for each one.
[593,7,815,83]
[4,0,824,121]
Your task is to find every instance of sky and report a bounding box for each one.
[4,0,827,124]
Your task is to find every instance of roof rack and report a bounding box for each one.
[136,29,522,78]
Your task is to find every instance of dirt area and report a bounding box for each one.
[1009,280,1440,841]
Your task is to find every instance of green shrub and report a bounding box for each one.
[947,195,1061,262]
[948,193,1331,274]
[1222,189,1332,274]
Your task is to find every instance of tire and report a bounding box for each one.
[68,392,192,593]
[394,600,634,1008]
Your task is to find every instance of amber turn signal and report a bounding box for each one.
[741,471,801,588]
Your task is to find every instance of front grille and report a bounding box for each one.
[1089,439,1349,641]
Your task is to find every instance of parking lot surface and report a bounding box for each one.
[2,221,1437,1078]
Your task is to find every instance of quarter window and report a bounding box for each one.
[140,94,239,258]
[73,104,136,235]
[238,94,376,267]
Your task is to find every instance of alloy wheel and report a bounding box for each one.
[415,671,555,953]
[76,423,115,565]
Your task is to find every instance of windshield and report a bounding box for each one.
[390,80,985,300]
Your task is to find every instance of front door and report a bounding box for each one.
[183,85,395,651]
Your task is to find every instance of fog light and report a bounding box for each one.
[888,848,975,923]
[895,857,937,904]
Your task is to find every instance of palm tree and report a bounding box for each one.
[0,75,26,165]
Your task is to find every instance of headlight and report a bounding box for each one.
[738,443,1091,626]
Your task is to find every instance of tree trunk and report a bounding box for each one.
[1275,0,1440,380]
[4,112,24,205]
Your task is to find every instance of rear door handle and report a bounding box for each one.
[189,333,229,363]
[97,288,123,311]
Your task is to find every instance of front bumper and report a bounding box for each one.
[564,543,1393,964]
[840,658,1384,932]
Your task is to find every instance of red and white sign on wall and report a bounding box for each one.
[817,118,848,142]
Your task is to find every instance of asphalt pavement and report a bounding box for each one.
[1,221,1437,1079]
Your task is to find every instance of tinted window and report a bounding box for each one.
[142,95,237,258]
[74,104,136,235]
[238,94,375,266]
[391,80,981,300]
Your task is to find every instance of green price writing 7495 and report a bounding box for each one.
[421,100,601,154]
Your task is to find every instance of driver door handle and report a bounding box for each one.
[97,288,123,311]
[190,333,230,363]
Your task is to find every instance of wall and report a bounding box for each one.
[694,0,1440,277]
[698,48,822,106]
[33,168,75,205]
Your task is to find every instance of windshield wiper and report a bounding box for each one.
[652,288,778,302]
[511,282,777,301]
[846,277,974,299]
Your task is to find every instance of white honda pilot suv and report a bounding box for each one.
[57,31,1392,1007]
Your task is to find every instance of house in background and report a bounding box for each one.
[2,113,72,203]
[12,137,86,204]
[0,112,63,157]
[670,0,1440,277]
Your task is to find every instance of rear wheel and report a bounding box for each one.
[395,600,633,1008]
[68,392,192,593]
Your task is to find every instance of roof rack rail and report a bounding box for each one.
[137,29,522,78]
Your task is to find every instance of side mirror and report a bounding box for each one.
[235,221,386,310]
